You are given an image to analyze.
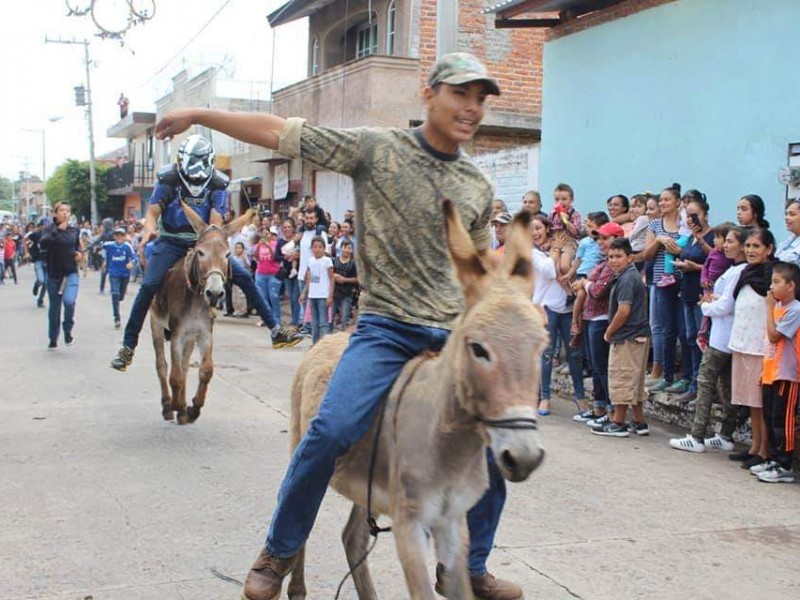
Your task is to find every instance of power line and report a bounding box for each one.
[134,0,235,91]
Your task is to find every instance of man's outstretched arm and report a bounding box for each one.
[156,108,288,150]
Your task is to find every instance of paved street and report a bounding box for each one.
[1,265,799,600]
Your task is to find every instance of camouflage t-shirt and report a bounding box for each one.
[278,118,493,329]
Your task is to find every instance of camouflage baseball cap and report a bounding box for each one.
[427,52,501,96]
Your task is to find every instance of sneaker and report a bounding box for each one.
[750,460,776,475]
[573,409,594,423]
[646,378,667,392]
[629,421,650,436]
[37,301,44,308]
[669,434,705,453]
[65,333,75,346]
[32,282,40,296]
[656,274,677,288]
[742,455,766,469]
[704,434,735,451]
[757,464,795,483]
[591,421,630,437]
[111,346,135,371]
[586,413,609,427]
[271,327,302,349]
[47,340,57,350]
[728,450,754,462]
[664,379,689,394]
[114,319,121,329]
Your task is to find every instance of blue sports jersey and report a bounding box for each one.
[103,241,137,278]
[150,181,228,240]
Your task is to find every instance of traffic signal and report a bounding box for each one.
[74,85,86,106]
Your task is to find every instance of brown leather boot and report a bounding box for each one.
[435,564,524,600]
[241,548,297,600]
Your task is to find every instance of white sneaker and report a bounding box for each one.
[703,434,734,451]
[750,460,776,475]
[669,434,705,453]
[757,464,795,483]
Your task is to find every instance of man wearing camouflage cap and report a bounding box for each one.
[156,52,523,600]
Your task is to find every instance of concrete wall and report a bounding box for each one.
[539,0,800,229]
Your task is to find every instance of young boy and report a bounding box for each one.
[299,236,333,344]
[548,183,582,296]
[756,262,800,483]
[332,239,358,331]
[103,227,137,329]
[592,238,651,437]
[568,212,609,347]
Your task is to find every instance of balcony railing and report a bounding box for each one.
[105,161,156,195]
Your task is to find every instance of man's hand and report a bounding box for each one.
[57,219,68,230]
[766,290,776,310]
[126,261,134,270]
[155,108,197,140]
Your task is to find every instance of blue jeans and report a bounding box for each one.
[309,297,329,344]
[586,319,610,410]
[284,277,301,326]
[256,273,282,326]
[47,272,79,343]
[109,275,130,321]
[541,307,585,401]
[34,260,47,305]
[648,284,664,371]
[266,314,506,577]
[683,302,703,391]
[333,294,354,330]
[123,237,277,350]
[654,284,682,383]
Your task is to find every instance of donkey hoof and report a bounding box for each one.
[186,406,200,422]
[162,410,174,421]
[175,411,189,425]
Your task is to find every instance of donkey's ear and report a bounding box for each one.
[180,200,208,235]
[223,208,255,237]
[501,210,535,295]
[442,199,487,294]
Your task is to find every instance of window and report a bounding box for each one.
[386,2,396,55]
[356,21,378,59]
[311,37,320,76]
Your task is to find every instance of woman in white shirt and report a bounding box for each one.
[531,214,586,416]
[775,199,800,266]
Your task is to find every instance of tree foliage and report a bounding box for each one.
[45,159,111,222]
[0,175,13,200]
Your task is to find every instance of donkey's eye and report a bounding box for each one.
[196,249,205,257]
[225,251,231,259]
[468,341,491,362]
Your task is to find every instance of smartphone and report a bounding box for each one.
[689,213,700,227]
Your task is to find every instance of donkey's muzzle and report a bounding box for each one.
[499,446,545,482]
[205,287,226,309]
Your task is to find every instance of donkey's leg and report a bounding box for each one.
[150,316,173,420]
[286,544,307,600]
[169,337,188,425]
[394,515,436,600]
[341,504,378,600]
[433,518,473,600]
[188,335,212,423]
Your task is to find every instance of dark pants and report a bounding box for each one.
[586,319,610,410]
[122,237,276,350]
[47,273,79,343]
[763,381,799,470]
[109,275,130,321]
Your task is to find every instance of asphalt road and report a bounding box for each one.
[1,266,798,600]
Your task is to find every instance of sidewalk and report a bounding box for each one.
[0,265,798,600]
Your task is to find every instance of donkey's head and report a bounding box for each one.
[181,202,253,308]
[444,200,547,482]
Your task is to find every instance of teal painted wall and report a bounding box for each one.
[539,0,800,231]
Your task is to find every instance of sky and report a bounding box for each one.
[1,0,308,184]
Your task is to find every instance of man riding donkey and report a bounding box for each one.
[157,53,528,600]
[110,135,301,371]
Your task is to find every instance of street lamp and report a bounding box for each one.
[22,116,62,215]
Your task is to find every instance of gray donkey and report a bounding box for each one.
[287,201,547,599]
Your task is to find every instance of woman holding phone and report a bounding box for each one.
[673,196,714,402]
[39,201,84,349]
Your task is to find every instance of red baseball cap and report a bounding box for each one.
[595,222,625,238]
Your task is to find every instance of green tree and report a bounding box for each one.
[0,175,13,201]
[45,159,111,222]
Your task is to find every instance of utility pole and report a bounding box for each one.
[45,37,98,225]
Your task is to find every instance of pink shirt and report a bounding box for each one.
[253,241,280,276]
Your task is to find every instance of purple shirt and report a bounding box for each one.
[700,248,734,289]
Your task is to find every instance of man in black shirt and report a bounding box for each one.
[26,217,50,307]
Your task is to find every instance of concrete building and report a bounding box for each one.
[105,68,272,219]
[491,0,800,227]
[265,0,545,218]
